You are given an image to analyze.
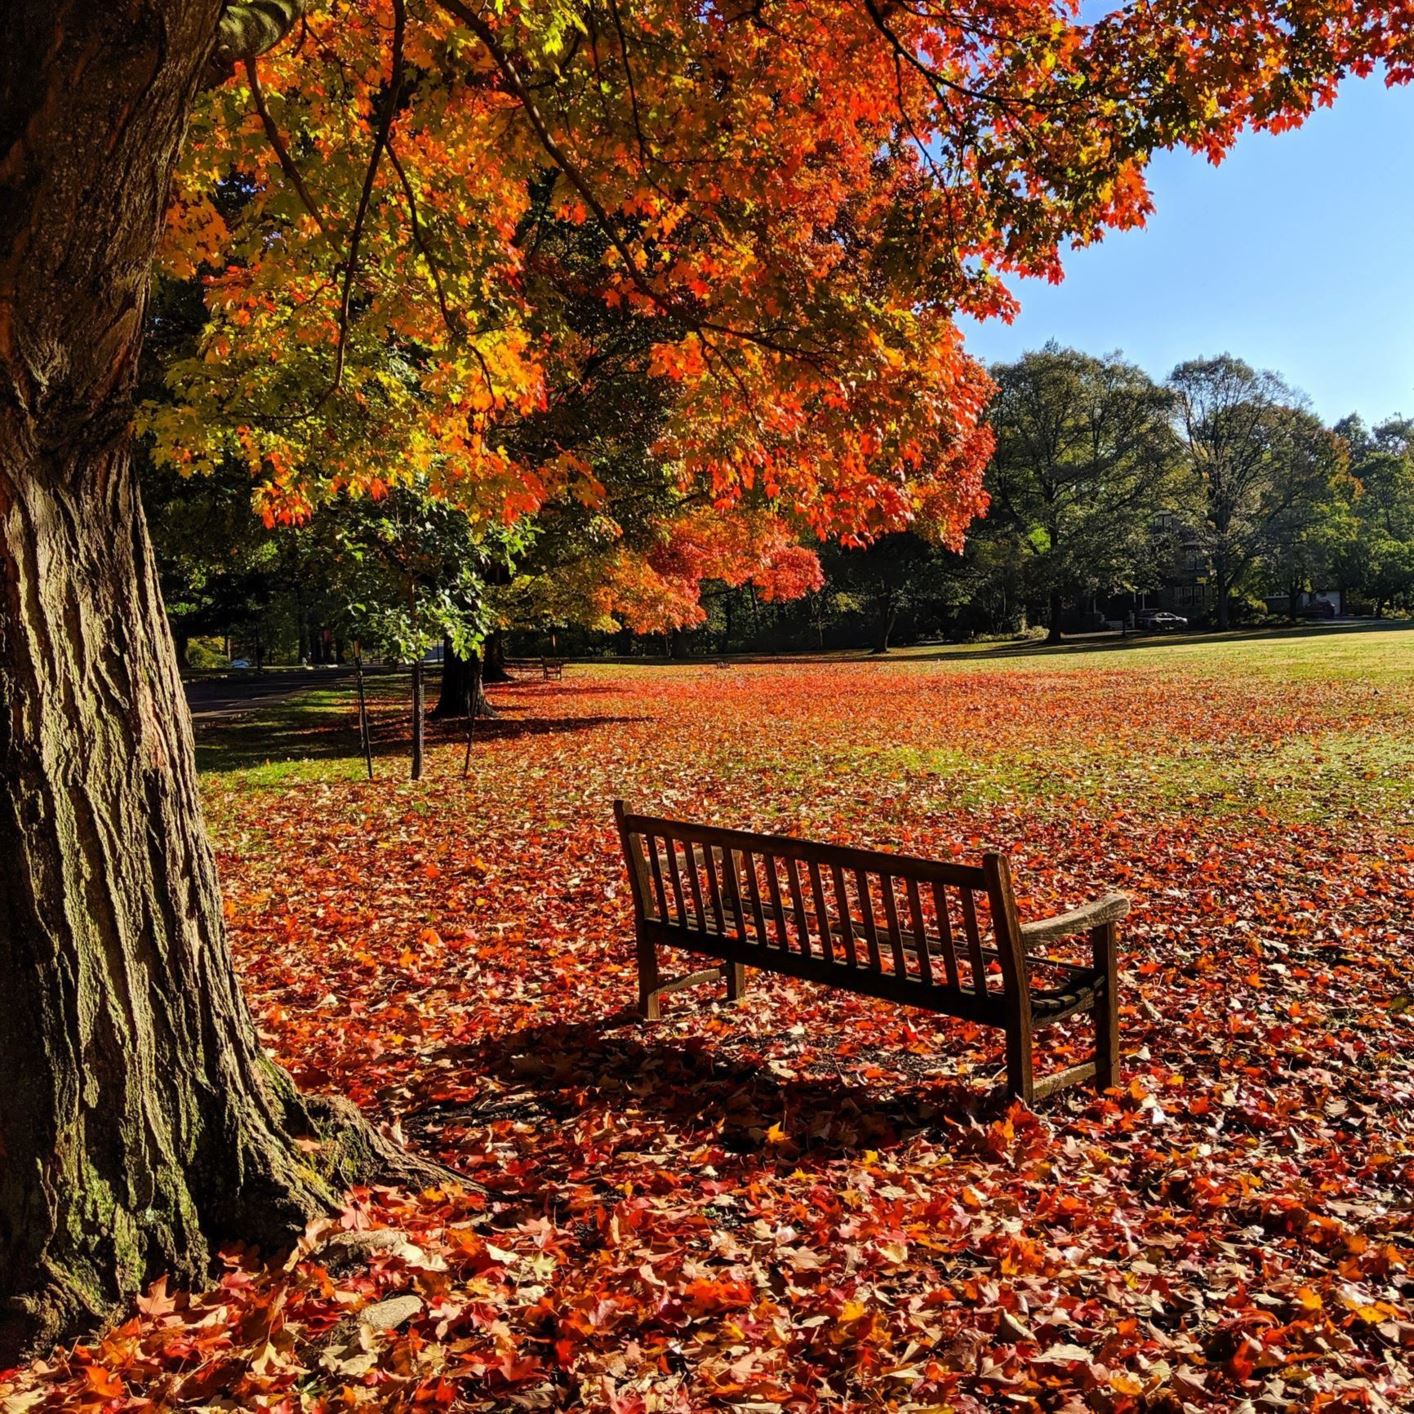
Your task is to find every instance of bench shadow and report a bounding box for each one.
[404,1014,1007,1177]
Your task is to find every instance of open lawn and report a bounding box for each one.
[11,623,1413,1411]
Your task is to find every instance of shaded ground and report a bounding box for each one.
[7,623,1413,1411]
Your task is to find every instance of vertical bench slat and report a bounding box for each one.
[785,856,812,958]
[904,876,934,988]
[702,843,731,938]
[646,834,670,924]
[627,832,656,919]
[880,874,910,980]
[684,838,707,929]
[830,863,858,967]
[724,847,750,941]
[663,836,688,926]
[806,859,836,964]
[853,868,884,972]
[764,854,791,952]
[741,850,772,951]
[960,888,988,995]
[930,881,962,992]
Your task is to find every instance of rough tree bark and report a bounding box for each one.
[482,631,511,684]
[431,637,496,720]
[0,0,434,1363]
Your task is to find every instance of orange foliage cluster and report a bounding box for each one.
[594,511,827,632]
[5,655,1411,1410]
[151,0,1414,557]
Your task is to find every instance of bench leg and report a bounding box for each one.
[636,934,661,1021]
[1091,921,1119,1093]
[1004,1018,1034,1103]
[724,961,746,1003]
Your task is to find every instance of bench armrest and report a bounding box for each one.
[1019,892,1129,945]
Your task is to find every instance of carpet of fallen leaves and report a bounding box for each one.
[5,632,1414,1412]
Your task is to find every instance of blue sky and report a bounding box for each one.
[959,74,1414,428]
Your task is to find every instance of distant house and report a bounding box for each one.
[1140,512,1206,616]
[1099,513,1206,624]
[1264,589,1342,618]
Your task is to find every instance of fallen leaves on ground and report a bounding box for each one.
[5,642,1412,1411]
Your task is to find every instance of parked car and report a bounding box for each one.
[229,658,253,669]
[1135,610,1189,631]
[1298,600,1336,619]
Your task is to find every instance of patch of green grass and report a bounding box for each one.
[848,724,1414,826]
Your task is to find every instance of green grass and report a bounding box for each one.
[854,725,1414,824]
[883,618,1414,683]
[194,623,1414,833]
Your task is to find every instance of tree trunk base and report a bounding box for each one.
[0,1085,461,1365]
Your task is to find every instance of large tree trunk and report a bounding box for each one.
[0,0,425,1362]
[871,589,897,654]
[431,638,496,720]
[1213,556,1232,630]
[482,631,511,684]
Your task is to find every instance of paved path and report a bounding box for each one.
[184,668,359,719]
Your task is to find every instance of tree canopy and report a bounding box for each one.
[149,0,1414,600]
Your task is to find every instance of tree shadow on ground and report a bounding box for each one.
[488,680,627,700]
[425,713,646,745]
[592,619,1412,670]
[197,705,645,771]
[404,1014,1007,1188]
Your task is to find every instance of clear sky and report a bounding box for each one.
[959,74,1414,429]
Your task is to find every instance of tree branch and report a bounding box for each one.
[205,0,311,87]
[244,55,330,238]
[328,0,406,395]
[435,0,825,365]
[385,140,461,341]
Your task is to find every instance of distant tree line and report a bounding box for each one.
[146,343,1414,668]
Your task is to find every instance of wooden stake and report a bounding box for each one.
[354,651,374,781]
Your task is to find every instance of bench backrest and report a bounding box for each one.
[614,801,1028,1017]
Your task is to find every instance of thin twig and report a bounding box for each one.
[329,0,407,395]
[436,0,827,366]
[245,55,332,239]
[386,139,462,341]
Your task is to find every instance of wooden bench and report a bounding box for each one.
[505,656,564,680]
[613,801,1128,1103]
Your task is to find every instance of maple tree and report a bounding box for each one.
[3,0,1413,1363]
